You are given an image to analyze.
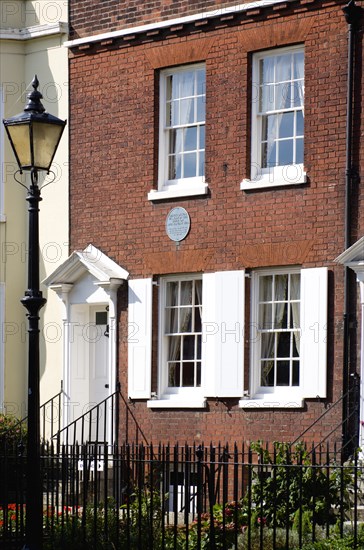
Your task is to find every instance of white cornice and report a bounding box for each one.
[335,236,364,265]
[43,244,129,287]
[0,22,68,41]
[65,0,295,48]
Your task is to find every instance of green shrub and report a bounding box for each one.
[244,441,356,530]
[0,414,27,452]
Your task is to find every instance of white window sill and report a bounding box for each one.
[148,182,208,201]
[147,396,207,409]
[239,394,304,409]
[241,171,307,191]
[0,214,6,223]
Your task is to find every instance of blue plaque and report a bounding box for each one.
[166,207,190,242]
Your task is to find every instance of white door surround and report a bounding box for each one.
[43,244,129,440]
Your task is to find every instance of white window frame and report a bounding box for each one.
[148,63,208,201]
[241,266,327,408]
[154,273,205,407]
[241,45,306,191]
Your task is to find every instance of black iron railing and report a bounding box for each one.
[0,441,363,549]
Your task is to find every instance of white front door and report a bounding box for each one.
[90,307,110,405]
[69,304,110,442]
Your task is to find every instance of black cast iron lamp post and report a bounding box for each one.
[3,75,66,550]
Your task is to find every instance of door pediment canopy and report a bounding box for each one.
[43,244,129,291]
[336,236,364,280]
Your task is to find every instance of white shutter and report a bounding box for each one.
[202,270,245,397]
[300,267,328,398]
[128,278,152,399]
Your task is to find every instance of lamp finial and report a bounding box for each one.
[24,75,45,114]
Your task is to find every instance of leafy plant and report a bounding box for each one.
[244,441,357,531]
[0,414,27,452]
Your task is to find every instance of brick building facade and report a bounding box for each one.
[47,0,364,449]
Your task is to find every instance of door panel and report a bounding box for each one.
[69,305,109,442]
[90,307,109,405]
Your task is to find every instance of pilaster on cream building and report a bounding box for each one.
[0,1,69,420]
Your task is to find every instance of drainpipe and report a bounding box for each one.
[342,0,362,455]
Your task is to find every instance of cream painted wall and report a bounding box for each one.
[0,1,67,29]
[0,1,68,422]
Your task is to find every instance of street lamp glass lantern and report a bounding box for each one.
[3,75,66,173]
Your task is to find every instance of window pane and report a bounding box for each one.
[292,81,304,107]
[165,309,178,333]
[168,363,180,387]
[179,308,192,332]
[259,304,272,330]
[276,54,291,83]
[261,333,274,358]
[294,51,304,79]
[276,361,290,386]
[274,302,288,330]
[196,69,205,95]
[199,125,205,149]
[296,111,304,136]
[290,274,300,300]
[181,71,194,97]
[184,127,197,151]
[169,129,183,155]
[196,96,205,122]
[184,153,197,178]
[261,361,274,386]
[167,75,178,100]
[279,112,294,139]
[180,280,192,305]
[198,152,204,177]
[260,275,272,301]
[166,102,172,126]
[293,333,300,355]
[169,100,179,126]
[180,98,194,125]
[169,154,182,180]
[196,363,201,386]
[182,362,195,386]
[196,335,201,359]
[260,84,274,112]
[183,335,195,360]
[194,308,202,332]
[292,361,300,386]
[262,115,276,142]
[278,139,293,166]
[296,138,304,164]
[261,56,275,84]
[168,336,180,360]
[166,281,178,306]
[268,142,277,167]
[276,83,291,109]
[275,275,288,301]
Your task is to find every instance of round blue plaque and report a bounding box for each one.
[166,207,190,242]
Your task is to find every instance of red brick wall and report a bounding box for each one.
[69,0,361,446]
[70,0,257,39]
